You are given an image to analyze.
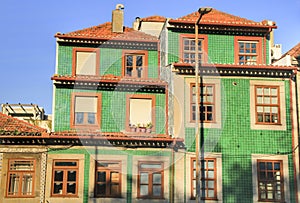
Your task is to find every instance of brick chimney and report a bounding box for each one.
[112,4,124,33]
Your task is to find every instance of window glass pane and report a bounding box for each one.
[153,185,161,196]
[126,55,133,66]
[67,171,76,181]
[208,190,215,197]
[96,183,105,195]
[141,163,162,169]
[10,161,34,171]
[140,185,148,196]
[111,184,119,195]
[54,170,64,181]
[21,174,33,195]
[111,172,119,182]
[140,172,148,184]
[97,171,106,182]
[87,113,96,124]
[264,97,271,104]
[271,97,278,104]
[136,55,143,66]
[53,183,63,194]
[55,161,77,167]
[207,170,214,178]
[207,160,214,169]
[67,183,76,194]
[75,112,84,124]
[207,180,214,188]
[153,173,162,184]
[8,174,19,195]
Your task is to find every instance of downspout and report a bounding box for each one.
[290,70,299,203]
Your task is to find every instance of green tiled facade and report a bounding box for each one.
[54,88,166,133]
[166,24,297,202]
[57,45,159,79]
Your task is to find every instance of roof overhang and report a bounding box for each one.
[51,75,167,93]
[172,63,297,78]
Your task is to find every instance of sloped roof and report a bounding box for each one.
[141,15,167,22]
[55,22,158,42]
[169,8,276,28]
[0,113,47,136]
[282,42,300,58]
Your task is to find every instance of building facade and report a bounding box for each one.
[159,8,300,203]
[0,5,299,203]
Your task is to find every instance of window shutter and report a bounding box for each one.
[129,99,152,125]
[75,97,97,112]
[76,52,96,75]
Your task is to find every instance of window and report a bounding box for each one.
[257,160,284,202]
[52,160,78,196]
[72,48,100,76]
[191,158,217,200]
[123,51,148,78]
[95,161,121,197]
[138,162,164,199]
[250,80,286,130]
[235,36,263,65]
[7,159,35,197]
[126,95,155,131]
[191,84,215,122]
[71,93,101,129]
[180,34,207,64]
[255,86,280,124]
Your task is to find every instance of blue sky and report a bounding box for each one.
[0,0,299,114]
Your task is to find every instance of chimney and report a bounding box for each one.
[112,4,124,33]
[133,17,141,31]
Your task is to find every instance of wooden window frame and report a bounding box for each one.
[125,94,156,132]
[234,36,263,65]
[72,47,100,76]
[191,158,217,200]
[190,83,215,123]
[180,34,208,64]
[95,161,122,198]
[257,160,284,202]
[6,159,36,198]
[51,160,79,197]
[255,85,280,125]
[70,92,102,129]
[137,161,164,199]
[122,50,148,78]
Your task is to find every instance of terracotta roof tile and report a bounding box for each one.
[169,8,276,28]
[141,15,167,22]
[282,42,300,58]
[0,113,47,136]
[56,22,158,42]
